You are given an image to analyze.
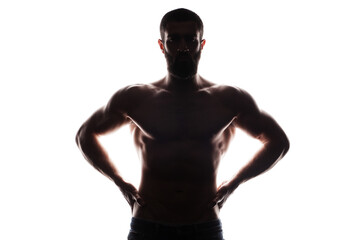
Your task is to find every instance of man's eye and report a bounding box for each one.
[187,37,197,42]
[167,37,178,42]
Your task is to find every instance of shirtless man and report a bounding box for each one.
[76,8,289,240]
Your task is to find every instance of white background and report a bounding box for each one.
[1,0,359,239]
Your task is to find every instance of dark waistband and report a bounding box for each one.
[130,217,222,234]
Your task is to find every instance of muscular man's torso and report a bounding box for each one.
[123,79,238,224]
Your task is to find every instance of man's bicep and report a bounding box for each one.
[233,91,284,142]
[81,92,131,135]
[81,85,146,135]
[236,111,282,141]
[86,106,129,135]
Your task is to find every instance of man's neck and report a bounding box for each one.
[165,73,202,94]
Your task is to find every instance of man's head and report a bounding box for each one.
[158,8,206,79]
[159,8,204,40]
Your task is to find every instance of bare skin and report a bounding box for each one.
[76,21,289,224]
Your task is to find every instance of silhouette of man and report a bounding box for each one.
[76,8,289,240]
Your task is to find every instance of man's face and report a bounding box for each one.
[159,21,205,79]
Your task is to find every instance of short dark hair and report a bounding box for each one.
[160,8,204,40]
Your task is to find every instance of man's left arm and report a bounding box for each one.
[211,89,290,208]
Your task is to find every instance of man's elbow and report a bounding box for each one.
[267,133,289,159]
[75,125,92,149]
[279,134,290,157]
[75,126,84,148]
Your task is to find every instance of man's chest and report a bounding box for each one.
[128,93,236,140]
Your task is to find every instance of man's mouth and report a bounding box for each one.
[176,56,192,62]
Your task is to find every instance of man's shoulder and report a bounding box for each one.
[116,83,156,95]
[112,83,160,100]
[107,84,157,113]
[207,84,257,113]
[207,84,250,100]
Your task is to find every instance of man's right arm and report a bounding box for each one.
[75,86,145,209]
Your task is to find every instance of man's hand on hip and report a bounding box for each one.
[209,181,232,210]
[117,181,146,211]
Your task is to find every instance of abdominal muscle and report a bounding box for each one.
[133,173,220,224]
[132,151,221,223]
[131,130,227,223]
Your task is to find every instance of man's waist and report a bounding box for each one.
[132,205,220,225]
[138,183,216,209]
[133,190,219,223]
[129,217,222,234]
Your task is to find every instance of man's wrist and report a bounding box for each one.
[227,178,243,193]
[112,175,126,188]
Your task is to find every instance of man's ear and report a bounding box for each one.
[201,39,206,50]
[158,39,165,53]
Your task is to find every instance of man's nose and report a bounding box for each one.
[177,38,189,52]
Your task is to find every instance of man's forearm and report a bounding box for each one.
[76,127,125,186]
[228,141,289,191]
